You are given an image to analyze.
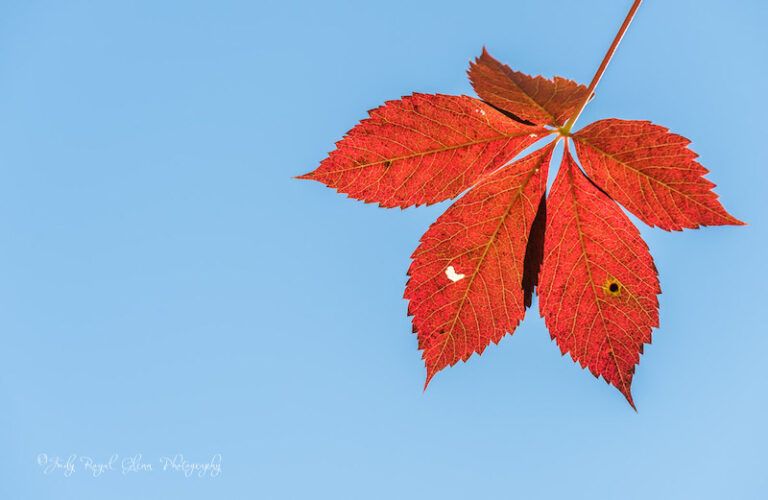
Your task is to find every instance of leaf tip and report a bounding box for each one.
[620,387,637,411]
[730,216,747,226]
[627,397,637,412]
[295,171,315,181]
[469,46,492,73]
[423,372,435,392]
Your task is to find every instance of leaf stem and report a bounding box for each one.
[561,0,643,135]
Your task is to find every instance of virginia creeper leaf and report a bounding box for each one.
[405,144,554,385]
[299,93,546,208]
[301,37,744,407]
[538,148,660,408]
[573,119,744,230]
[468,48,589,127]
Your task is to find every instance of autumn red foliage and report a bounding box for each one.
[298,3,742,407]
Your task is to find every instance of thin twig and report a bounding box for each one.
[561,0,643,134]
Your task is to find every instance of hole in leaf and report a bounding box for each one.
[603,278,622,297]
[445,266,465,282]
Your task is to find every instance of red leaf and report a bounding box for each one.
[406,144,554,385]
[301,31,745,406]
[468,48,589,127]
[299,93,546,208]
[538,147,660,407]
[573,119,744,230]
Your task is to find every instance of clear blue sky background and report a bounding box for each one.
[0,1,765,498]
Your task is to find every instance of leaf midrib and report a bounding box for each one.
[564,161,632,400]
[574,136,728,220]
[321,130,539,176]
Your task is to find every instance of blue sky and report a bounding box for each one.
[0,1,765,498]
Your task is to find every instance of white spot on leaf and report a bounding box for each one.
[529,133,538,138]
[445,266,465,282]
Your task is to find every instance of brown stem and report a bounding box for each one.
[561,0,643,134]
